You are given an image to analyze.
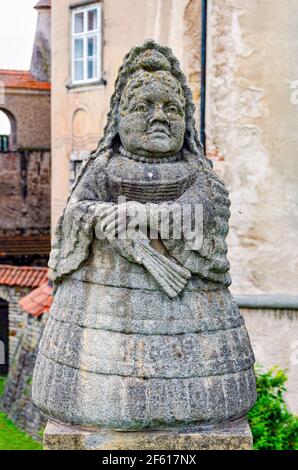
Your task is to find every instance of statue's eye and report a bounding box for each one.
[135,103,148,112]
[167,105,179,114]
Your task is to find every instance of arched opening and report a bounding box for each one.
[0,298,9,376]
[0,108,17,151]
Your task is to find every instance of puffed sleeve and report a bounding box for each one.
[49,153,109,286]
[162,165,232,286]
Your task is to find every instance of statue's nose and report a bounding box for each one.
[149,105,168,124]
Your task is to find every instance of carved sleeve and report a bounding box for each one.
[162,167,232,286]
[49,155,109,286]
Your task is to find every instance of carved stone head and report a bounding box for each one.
[119,66,186,158]
[94,40,209,167]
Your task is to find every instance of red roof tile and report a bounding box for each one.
[19,281,53,317]
[0,70,50,91]
[0,235,51,256]
[0,264,48,288]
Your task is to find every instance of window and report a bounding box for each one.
[0,109,12,152]
[69,150,90,188]
[72,4,102,84]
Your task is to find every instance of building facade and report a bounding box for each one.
[0,0,51,264]
[51,0,202,225]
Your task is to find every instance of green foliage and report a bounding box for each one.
[0,377,6,397]
[248,366,298,450]
[0,412,42,450]
[0,376,41,450]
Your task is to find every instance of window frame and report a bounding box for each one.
[71,3,102,85]
[0,107,17,151]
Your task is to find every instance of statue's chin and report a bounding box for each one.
[134,149,177,158]
[124,142,182,159]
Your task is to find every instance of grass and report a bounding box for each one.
[0,377,5,397]
[0,376,42,450]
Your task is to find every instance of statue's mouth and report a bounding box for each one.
[147,126,170,137]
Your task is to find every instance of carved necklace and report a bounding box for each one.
[119,146,182,164]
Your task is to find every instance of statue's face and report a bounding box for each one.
[119,78,186,158]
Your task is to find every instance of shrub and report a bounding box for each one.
[248,366,298,450]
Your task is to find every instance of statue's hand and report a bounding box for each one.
[109,233,191,298]
[96,201,146,240]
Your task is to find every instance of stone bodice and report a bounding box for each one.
[106,152,198,203]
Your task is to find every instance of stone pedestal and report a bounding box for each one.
[43,418,253,450]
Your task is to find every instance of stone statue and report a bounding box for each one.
[32,41,256,431]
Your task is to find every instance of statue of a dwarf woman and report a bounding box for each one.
[32,41,256,430]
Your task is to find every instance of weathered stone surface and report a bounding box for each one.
[0,151,50,237]
[1,310,47,440]
[32,41,256,432]
[34,358,256,430]
[43,418,253,450]
[38,318,253,378]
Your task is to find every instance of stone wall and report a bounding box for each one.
[0,284,49,439]
[1,312,47,440]
[183,0,202,124]
[206,0,298,296]
[0,150,50,236]
[206,0,298,414]
[1,91,50,150]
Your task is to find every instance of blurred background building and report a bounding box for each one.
[0,0,297,438]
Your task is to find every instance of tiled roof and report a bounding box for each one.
[19,281,53,317]
[0,264,48,288]
[0,70,51,91]
[0,235,51,256]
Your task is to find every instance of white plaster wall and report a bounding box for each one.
[243,309,298,414]
[206,0,298,296]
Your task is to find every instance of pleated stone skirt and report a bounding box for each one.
[32,240,256,430]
